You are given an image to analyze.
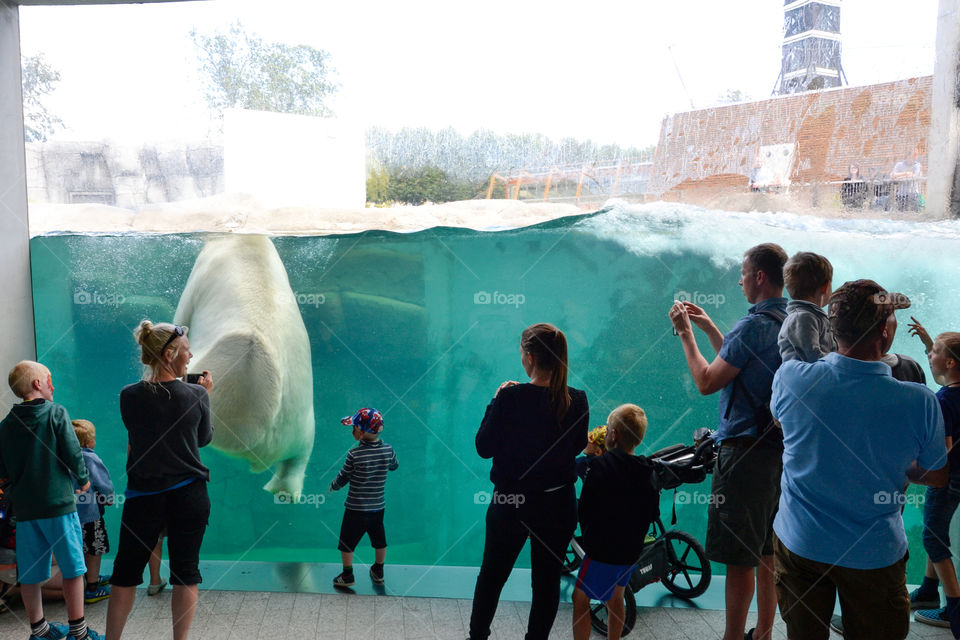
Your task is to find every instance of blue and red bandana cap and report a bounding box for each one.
[341,408,384,434]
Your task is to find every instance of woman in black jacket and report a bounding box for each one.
[469,323,589,640]
[106,321,214,640]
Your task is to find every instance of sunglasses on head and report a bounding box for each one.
[160,325,185,355]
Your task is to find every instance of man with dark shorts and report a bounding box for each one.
[771,280,947,640]
[669,243,788,640]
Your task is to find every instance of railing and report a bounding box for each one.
[486,159,653,203]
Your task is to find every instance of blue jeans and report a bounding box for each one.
[922,475,960,563]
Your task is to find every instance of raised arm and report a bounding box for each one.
[681,301,725,354]
[476,383,514,459]
[669,302,741,395]
[908,317,934,353]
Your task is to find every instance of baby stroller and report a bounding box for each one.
[562,430,717,636]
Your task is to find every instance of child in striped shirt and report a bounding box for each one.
[330,408,399,588]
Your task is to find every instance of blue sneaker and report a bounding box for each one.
[909,586,940,610]
[97,574,110,587]
[83,584,110,604]
[33,622,69,639]
[915,606,951,628]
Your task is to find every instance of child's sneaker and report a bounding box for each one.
[84,584,110,604]
[97,574,110,587]
[909,586,940,610]
[370,565,384,585]
[32,622,69,639]
[915,606,951,628]
[333,571,355,588]
[146,579,167,596]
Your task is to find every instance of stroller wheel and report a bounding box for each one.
[589,587,637,637]
[661,529,711,598]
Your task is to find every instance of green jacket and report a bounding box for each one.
[0,399,88,521]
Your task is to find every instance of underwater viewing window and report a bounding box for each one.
[6,0,959,591]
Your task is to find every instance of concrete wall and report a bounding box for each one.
[25,141,224,207]
[927,0,960,217]
[648,76,933,208]
[0,1,35,415]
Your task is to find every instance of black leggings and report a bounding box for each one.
[469,485,577,640]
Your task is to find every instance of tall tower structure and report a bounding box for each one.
[774,0,845,95]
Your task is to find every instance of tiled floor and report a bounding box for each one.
[0,587,953,640]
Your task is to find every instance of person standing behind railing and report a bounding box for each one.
[890,146,923,212]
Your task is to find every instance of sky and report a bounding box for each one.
[17,0,942,148]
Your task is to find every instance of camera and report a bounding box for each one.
[185,373,203,384]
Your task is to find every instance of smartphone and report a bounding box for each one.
[185,373,203,384]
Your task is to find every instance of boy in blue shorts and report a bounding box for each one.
[0,361,102,640]
[572,404,660,640]
[906,322,960,628]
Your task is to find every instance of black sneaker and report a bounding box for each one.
[829,614,843,635]
[333,571,355,588]
[744,628,755,640]
[370,565,384,585]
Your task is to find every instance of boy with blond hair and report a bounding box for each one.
[0,361,102,639]
[572,404,660,640]
[71,419,114,605]
[778,251,837,363]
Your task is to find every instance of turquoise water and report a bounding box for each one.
[29,202,960,581]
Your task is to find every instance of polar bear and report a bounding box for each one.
[174,234,315,498]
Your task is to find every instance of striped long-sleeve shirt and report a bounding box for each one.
[331,439,398,511]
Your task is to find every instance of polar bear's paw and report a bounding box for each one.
[263,459,307,502]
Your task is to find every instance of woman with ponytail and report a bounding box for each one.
[106,321,214,640]
[469,323,589,640]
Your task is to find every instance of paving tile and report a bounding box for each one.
[0,589,946,640]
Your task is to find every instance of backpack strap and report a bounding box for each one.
[722,307,786,421]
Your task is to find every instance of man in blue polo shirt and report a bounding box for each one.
[669,243,788,640]
[771,279,947,640]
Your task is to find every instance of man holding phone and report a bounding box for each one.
[668,243,788,640]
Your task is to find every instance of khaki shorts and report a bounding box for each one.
[774,535,910,640]
[704,437,782,566]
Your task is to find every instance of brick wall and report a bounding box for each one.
[648,76,932,200]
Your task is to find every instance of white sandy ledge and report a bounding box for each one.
[27,195,585,237]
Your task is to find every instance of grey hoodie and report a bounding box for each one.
[778,299,838,363]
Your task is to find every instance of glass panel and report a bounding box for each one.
[14,0,948,594]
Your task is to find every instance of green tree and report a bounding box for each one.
[386,166,482,205]
[21,53,64,142]
[191,22,338,117]
[717,89,751,104]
